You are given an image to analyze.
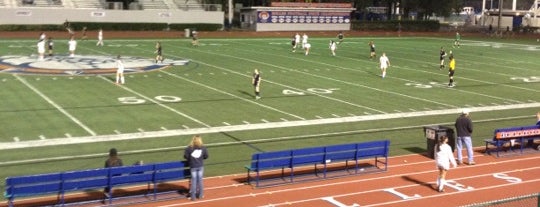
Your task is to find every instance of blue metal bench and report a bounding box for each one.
[484,125,540,157]
[4,161,190,207]
[245,140,390,187]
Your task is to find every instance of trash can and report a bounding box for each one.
[423,125,455,158]
[184,28,190,38]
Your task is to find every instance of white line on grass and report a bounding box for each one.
[160,70,306,120]
[0,103,538,150]
[14,75,97,136]
[96,76,211,128]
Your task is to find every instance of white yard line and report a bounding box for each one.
[0,103,538,150]
[14,75,97,136]
[96,76,211,128]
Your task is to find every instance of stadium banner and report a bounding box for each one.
[270,2,352,8]
[257,11,351,24]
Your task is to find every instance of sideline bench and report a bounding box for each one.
[484,125,540,157]
[4,161,190,207]
[245,140,390,187]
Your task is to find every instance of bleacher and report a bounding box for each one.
[175,0,204,11]
[17,0,63,7]
[70,0,103,9]
[138,0,169,10]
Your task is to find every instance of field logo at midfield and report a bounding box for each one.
[0,55,189,75]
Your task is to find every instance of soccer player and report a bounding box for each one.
[293,33,300,52]
[304,42,311,56]
[39,32,46,42]
[252,69,261,100]
[448,55,456,87]
[68,36,77,57]
[301,33,308,49]
[453,32,461,48]
[37,39,45,61]
[379,52,390,78]
[47,37,54,56]
[155,41,163,63]
[368,41,376,59]
[81,26,88,40]
[291,35,296,52]
[329,40,337,56]
[116,55,125,85]
[439,47,447,70]
[191,31,199,46]
[337,31,344,44]
[96,28,104,46]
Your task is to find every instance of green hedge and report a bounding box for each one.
[351,20,440,32]
[0,22,223,31]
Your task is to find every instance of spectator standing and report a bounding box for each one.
[455,109,474,165]
[536,112,540,125]
[435,135,457,192]
[81,26,88,40]
[184,135,209,201]
[104,148,123,198]
[379,52,390,78]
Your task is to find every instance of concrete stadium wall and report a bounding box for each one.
[0,8,224,25]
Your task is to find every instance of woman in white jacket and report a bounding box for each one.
[435,135,457,192]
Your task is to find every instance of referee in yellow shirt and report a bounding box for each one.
[448,55,455,87]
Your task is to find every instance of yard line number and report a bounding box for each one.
[283,88,339,95]
[118,96,181,104]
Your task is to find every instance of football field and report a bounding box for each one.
[0,34,539,195]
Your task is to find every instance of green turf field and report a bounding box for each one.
[0,35,539,196]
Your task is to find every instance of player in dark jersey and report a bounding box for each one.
[368,41,376,60]
[81,26,88,40]
[47,37,54,56]
[252,69,261,100]
[337,31,344,44]
[291,35,296,52]
[155,41,163,63]
[439,47,447,70]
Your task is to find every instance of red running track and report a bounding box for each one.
[5,149,540,207]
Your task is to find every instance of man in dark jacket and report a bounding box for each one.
[455,109,474,165]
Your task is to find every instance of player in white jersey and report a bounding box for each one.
[379,52,390,78]
[329,40,337,56]
[304,42,311,56]
[68,36,77,57]
[115,55,125,85]
[301,33,308,49]
[96,29,104,46]
[293,33,301,52]
[37,39,46,61]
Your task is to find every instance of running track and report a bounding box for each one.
[5,149,540,207]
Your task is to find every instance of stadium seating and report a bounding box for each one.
[245,140,390,187]
[484,125,540,157]
[70,0,103,9]
[4,161,190,207]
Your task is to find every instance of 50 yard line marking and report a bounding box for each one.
[14,75,97,136]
